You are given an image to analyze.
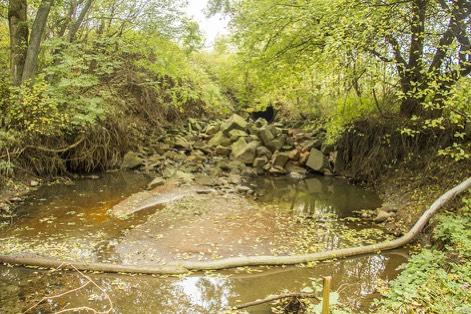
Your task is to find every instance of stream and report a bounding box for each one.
[0,172,408,313]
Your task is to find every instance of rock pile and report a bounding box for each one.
[204,114,345,177]
[121,114,346,181]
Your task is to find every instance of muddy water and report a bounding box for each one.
[0,173,408,313]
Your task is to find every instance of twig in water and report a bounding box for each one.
[230,292,319,310]
[23,263,113,314]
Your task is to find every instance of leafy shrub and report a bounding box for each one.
[376,196,471,313]
[7,77,68,137]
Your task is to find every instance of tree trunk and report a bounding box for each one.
[8,0,28,86]
[21,0,54,83]
[400,95,425,117]
[68,0,93,42]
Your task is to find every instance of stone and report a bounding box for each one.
[164,151,186,162]
[288,149,300,160]
[253,156,269,169]
[286,161,307,177]
[228,174,242,185]
[305,148,328,172]
[30,180,39,187]
[236,185,252,193]
[256,146,272,158]
[196,189,214,194]
[189,118,202,130]
[195,175,217,186]
[215,145,231,156]
[258,127,275,146]
[247,124,259,135]
[228,129,248,141]
[205,124,220,136]
[162,167,176,178]
[266,139,284,152]
[231,138,259,164]
[271,152,290,168]
[174,171,195,184]
[122,151,144,169]
[323,168,334,176]
[254,118,268,128]
[208,131,232,147]
[155,143,171,155]
[222,160,246,173]
[269,166,286,175]
[301,140,316,152]
[299,151,310,164]
[374,209,395,223]
[221,114,248,134]
[147,177,165,190]
[174,136,191,150]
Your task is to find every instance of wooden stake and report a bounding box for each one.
[322,276,332,314]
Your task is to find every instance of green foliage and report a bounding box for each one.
[376,195,471,313]
[7,77,68,137]
[325,96,378,144]
[130,32,228,113]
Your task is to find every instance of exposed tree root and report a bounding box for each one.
[1,177,470,275]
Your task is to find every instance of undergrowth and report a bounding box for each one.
[0,33,229,182]
[375,195,471,313]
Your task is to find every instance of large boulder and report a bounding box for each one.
[231,138,260,164]
[208,131,232,147]
[221,114,248,134]
[305,148,328,172]
[121,151,144,169]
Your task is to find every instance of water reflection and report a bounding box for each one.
[252,176,381,218]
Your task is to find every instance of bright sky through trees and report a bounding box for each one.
[185,0,229,49]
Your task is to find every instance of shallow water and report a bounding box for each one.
[0,173,408,313]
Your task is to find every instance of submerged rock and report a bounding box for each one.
[147,177,165,190]
[374,209,396,223]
